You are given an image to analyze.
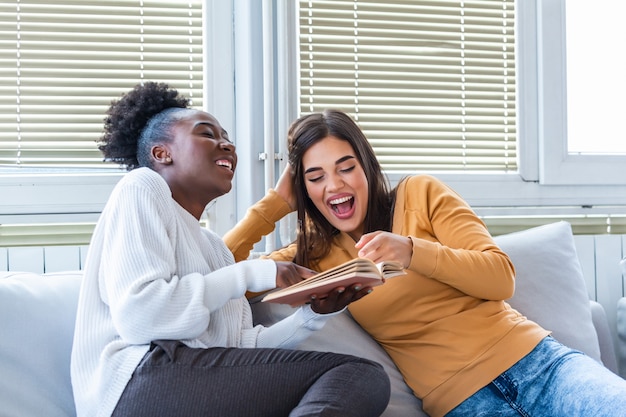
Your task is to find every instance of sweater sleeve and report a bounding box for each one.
[99,179,279,344]
[241,305,344,349]
[223,189,293,261]
[400,175,516,300]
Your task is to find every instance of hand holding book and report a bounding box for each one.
[262,258,406,307]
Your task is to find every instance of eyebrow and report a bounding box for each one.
[304,155,355,174]
[194,121,229,137]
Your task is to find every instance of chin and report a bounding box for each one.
[334,223,359,235]
[211,184,232,199]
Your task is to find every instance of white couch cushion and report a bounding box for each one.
[496,221,602,362]
[0,271,82,417]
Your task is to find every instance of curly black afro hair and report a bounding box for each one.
[98,82,190,170]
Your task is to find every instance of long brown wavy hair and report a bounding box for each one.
[288,109,395,268]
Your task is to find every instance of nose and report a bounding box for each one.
[220,139,235,152]
[326,172,344,191]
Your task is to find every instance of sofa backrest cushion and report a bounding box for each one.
[0,271,81,417]
[495,221,602,362]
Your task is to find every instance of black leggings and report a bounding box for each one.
[112,340,391,417]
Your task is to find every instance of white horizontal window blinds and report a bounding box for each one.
[298,0,516,173]
[0,0,203,171]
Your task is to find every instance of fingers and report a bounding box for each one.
[274,164,296,211]
[309,283,373,314]
[275,261,317,288]
[293,263,317,279]
[355,231,385,260]
[356,231,413,267]
[355,231,381,250]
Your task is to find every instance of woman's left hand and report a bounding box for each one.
[355,231,413,268]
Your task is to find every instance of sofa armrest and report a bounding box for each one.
[0,271,82,417]
[590,300,618,374]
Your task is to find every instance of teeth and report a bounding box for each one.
[329,196,352,205]
[216,160,232,170]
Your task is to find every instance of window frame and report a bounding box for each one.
[437,0,626,211]
[534,0,626,186]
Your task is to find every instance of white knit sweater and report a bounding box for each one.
[70,168,334,417]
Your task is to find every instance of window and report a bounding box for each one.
[565,1,626,155]
[298,0,516,175]
[4,0,626,244]
[0,0,204,224]
[0,0,203,171]
[530,0,626,186]
[280,0,626,215]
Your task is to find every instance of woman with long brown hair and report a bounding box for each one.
[225,108,626,417]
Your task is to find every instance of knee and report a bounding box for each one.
[355,359,391,413]
[366,359,390,390]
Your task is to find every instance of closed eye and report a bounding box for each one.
[201,131,233,144]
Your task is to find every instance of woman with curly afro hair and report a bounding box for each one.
[70,82,390,417]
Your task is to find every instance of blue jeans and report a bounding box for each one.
[446,336,626,417]
[112,340,390,417]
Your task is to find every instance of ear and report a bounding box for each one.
[151,145,172,165]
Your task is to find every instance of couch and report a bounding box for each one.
[1,221,624,417]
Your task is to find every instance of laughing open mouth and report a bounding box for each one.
[329,195,354,215]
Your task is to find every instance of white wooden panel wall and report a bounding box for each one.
[0,247,6,271]
[573,234,625,377]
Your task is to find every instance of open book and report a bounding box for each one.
[261,258,406,306]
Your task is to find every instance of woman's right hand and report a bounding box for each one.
[274,164,296,211]
[274,261,316,288]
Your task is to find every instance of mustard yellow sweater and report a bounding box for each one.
[224,174,548,417]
